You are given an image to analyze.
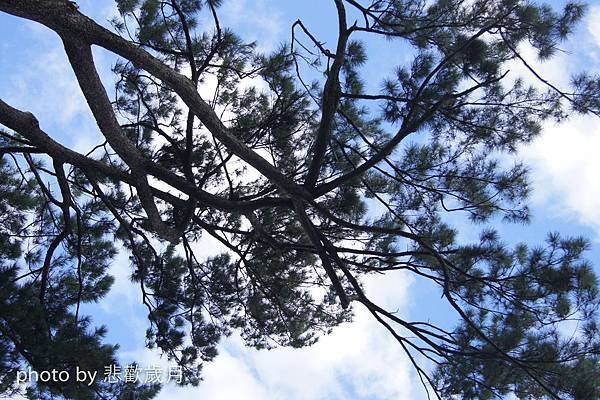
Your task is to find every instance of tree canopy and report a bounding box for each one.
[0,0,599,399]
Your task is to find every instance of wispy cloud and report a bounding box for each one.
[219,0,284,53]
[588,6,600,48]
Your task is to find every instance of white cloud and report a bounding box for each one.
[5,45,90,127]
[588,6,600,48]
[114,270,419,400]
[520,115,600,236]
[97,249,138,309]
[99,229,419,399]
[219,0,283,53]
[508,8,600,238]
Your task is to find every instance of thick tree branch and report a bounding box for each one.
[0,98,289,213]
[304,0,350,188]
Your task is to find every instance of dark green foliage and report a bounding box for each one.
[0,156,159,399]
[431,232,600,399]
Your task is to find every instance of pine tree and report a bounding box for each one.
[0,0,599,398]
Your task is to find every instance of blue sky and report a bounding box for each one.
[1,0,600,399]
